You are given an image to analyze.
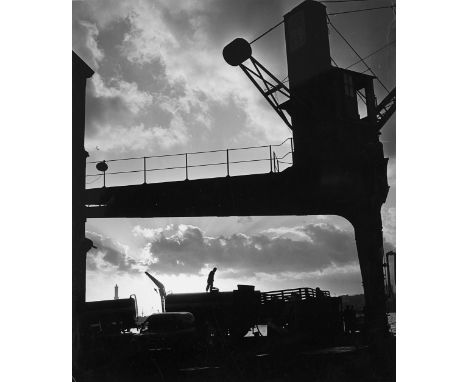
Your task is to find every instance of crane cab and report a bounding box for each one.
[283,0,380,171]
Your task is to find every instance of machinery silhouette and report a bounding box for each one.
[73,0,396,378]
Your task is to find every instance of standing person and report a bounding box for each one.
[315,287,324,298]
[206,267,217,292]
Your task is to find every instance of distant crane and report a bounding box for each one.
[145,272,167,312]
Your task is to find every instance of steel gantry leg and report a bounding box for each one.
[351,206,389,343]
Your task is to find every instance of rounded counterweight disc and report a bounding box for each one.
[223,38,252,66]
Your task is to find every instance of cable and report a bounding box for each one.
[331,57,339,67]
[250,20,284,44]
[345,40,395,69]
[327,16,390,93]
[250,4,394,45]
[332,56,367,104]
[328,5,395,16]
[86,174,102,185]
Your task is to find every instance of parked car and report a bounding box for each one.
[138,312,197,352]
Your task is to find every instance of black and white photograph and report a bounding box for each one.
[5,0,468,381]
[71,1,396,380]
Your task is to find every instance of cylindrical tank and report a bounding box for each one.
[165,286,261,337]
[84,298,137,333]
[223,38,252,66]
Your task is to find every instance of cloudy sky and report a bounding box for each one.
[73,0,396,315]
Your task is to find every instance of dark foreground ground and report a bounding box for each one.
[75,334,395,382]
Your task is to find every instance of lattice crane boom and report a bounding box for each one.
[223,38,292,130]
[376,87,396,131]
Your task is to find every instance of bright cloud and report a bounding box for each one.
[136,223,361,276]
[92,74,153,114]
[73,0,293,158]
[86,231,141,274]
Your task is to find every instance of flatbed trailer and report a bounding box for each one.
[165,285,343,341]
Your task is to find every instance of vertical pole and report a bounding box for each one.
[226,149,230,177]
[73,54,94,373]
[185,153,188,180]
[269,145,273,173]
[290,137,294,166]
[385,252,392,296]
[103,171,106,188]
[143,157,147,184]
[352,207,389,346]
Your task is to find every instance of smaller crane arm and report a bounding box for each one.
[376,88,396,131]
[145,271,166,312]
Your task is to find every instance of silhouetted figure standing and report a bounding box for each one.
[206,267,217,292]
[315,287,324,298]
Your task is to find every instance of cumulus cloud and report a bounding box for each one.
[142,223,360,277]
[119,5,179,66]
[85,74,152,129]
[132,225,164,240]
[84,74,192,152]
[92,74,153,114]
[87,218,394,296]
[74,0,293,159]
[261,226,311,242]
[85,120,188,153]
[72,19,104,70]
[86,231,141,274]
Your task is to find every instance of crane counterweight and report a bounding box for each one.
[222,38,252,66]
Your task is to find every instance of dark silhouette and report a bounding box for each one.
[206,267,217,292]
[72,51,94,375]
[343,305,357,334]
[83,0,395,350]
[315,287,325,298]
[74,0,396,379]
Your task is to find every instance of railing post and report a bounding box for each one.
[290,137,294,165]
[143,157,147,184]
[269,145,273,173]
[185,153,188,180]
[226,149,230,177]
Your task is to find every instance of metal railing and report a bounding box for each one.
[86,138,294,188]
[260,287,331,304]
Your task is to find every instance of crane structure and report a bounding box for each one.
[222,0,395,344]
[74,0,396,361]
[145,271,167,312]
